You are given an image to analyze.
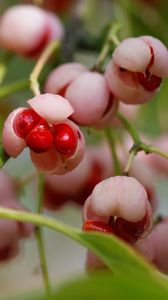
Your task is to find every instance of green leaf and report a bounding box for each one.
[1,208,168,300]
[52,271,168,300]
[8,271,168,300]
[0,208,153,276]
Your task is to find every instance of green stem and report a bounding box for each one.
[0,145,9,168]
[0,79,29,99]
[104,128,122,175]
[94,22,121,72]
[30,40,60,96]
[0,207,79,240]
[123,146,138,176]
[141,144,168,160]
[35,174,51,296]
[117,112,142,144]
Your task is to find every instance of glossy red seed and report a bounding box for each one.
[14,108,41,139]
[137,72,162,92]
[113,214,147,244]
[26,120,53,153]
[53,123,78,156]
[83,220,114,234]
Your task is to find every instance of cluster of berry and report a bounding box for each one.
[0,3,168,276]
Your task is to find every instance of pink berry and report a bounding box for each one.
[45,64,118,126]
[105,36,168,104]
[45,63,88,95]
[65,71,112,125]
[0,5,64,58]
[83,176,152,243]
[26,119,53,153]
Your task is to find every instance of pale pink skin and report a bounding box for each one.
[30,146,61,173]
[105,36,168,104]
[27,93,74,124]
[83,176,152,227]
[135,217,168,274]
[47,12,64,41]
[94,95,119,128]
[31,119,85,174]
[105,60,156,104]
[2,107,26,158]
[45,63,88,94]
[130,158,158,212]
[0,5,64,57]
[65,71,111,125]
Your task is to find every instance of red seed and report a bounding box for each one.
[26,119,53,153]
[53,123,78,156]
[83,220,114,234]
[137,72,161,92]
[113,214,148,244]
[14,108,41,139]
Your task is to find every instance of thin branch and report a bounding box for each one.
[105,128,122,175]
[30,40,60,96]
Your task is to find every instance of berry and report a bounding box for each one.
[14,108,41,138]
[53,123,78,156]
[83,220,114,234]
[26,119,53,153]
[105,36,168,104]
[0,5,64,58]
